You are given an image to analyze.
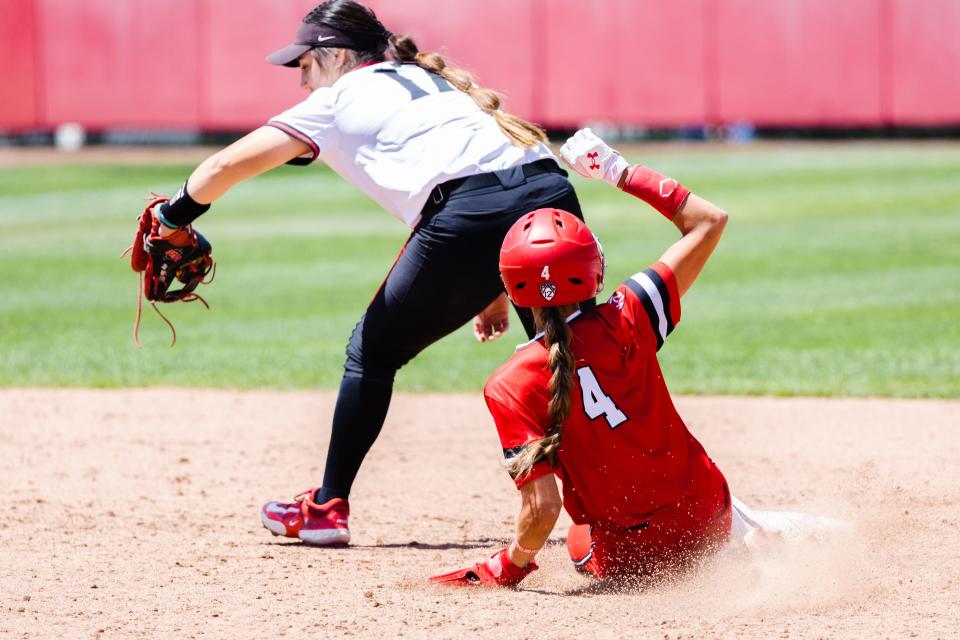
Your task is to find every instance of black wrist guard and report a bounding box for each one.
[159,181,211,227]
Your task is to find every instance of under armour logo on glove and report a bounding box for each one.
[559,128,630,187]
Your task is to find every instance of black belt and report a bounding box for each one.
[426,158,566,209]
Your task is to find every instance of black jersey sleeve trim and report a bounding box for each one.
[266,121,320,165]
[623,268,674,350]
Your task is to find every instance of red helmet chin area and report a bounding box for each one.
[499,208,604,308]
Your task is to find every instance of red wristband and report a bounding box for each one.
[620,164,690,220]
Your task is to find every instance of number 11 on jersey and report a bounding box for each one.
[576,366,628,429]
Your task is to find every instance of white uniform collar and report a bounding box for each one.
[514,309,582,352]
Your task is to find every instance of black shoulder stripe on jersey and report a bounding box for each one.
[642,267,674,337]
[624,277,663,349]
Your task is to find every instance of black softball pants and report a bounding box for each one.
[316,162,583,502]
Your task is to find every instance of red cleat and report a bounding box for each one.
[260,489,351,546]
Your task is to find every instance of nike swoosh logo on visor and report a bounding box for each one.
[317,35,335,42]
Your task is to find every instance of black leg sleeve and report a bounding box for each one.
[315,172,583,502]
[316,375,393,502]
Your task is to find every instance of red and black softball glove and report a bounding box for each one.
[124,195,214,347]
[430,548,537,588]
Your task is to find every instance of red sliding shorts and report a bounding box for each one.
[568,480,732,580]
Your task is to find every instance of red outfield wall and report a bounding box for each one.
[2,0,959,132]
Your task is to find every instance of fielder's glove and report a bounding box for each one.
[559,127,630,187]
[430,548,538,588]
[124,194,214,347]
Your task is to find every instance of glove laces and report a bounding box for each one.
[120,193,215,348]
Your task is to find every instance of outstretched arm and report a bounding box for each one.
[187,126,309,203]
[508,473,563,567]
[650,193,727,297]
[560,128,727,296]
[430,473,561,588]
[157,126,309,237]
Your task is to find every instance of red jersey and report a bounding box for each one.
[484,262,727,530]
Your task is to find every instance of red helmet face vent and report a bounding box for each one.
[499,208,605,308]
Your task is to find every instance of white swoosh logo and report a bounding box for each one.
[317,35,335,43]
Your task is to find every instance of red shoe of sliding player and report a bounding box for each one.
[260,489,350,546]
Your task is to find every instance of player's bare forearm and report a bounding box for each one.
[156,127,309,239]
[508,474,562,567]
[658,193,728,297]
[187,126,310,204]
[557,129,728,296]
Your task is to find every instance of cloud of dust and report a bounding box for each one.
[561,498,896,619]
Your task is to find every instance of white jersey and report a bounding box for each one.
[268,61,554,228]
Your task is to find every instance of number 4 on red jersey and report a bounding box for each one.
[576,366,627,428]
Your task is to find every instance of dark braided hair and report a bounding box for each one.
[507,305,576,479]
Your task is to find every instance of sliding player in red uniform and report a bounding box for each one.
[431,129,733,585]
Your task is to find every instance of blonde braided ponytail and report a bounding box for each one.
[387,34,547,148]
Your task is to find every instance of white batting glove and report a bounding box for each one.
[559,128,630,187]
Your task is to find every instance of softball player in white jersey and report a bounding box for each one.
[148,0,586,545]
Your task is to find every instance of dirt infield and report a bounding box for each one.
[2,390,958,639]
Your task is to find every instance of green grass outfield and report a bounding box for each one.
[1,142,958,397]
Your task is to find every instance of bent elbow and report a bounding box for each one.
[711,205,728,226]
[708,206,728,236]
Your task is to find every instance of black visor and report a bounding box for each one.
[266,22,388,67]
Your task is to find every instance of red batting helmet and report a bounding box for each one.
[499,208,604,308]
